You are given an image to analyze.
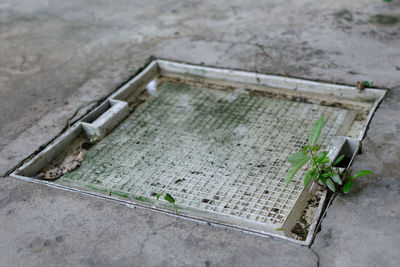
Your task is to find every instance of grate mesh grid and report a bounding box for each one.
[60,82,349,226]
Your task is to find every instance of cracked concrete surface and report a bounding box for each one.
[1,0,400,266]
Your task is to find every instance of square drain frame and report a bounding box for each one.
[10,60,386,245]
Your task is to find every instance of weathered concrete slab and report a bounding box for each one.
[0,177,317,267]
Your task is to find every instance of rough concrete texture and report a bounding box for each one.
[0,177,318,267]
[1,0,400,266]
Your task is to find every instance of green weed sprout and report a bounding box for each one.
[156,193,178,214]
[285,115,373,193]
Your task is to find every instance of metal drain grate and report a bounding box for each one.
[60,81,349,226]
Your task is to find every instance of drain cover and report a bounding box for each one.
[62,82,347,224]
[11,60,386,244]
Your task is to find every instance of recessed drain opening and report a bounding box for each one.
[11,60,386,245]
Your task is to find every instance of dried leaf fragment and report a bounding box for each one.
[38,149,87,180]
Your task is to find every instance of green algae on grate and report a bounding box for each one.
[59,81,350,226]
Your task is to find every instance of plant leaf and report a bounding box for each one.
[313,145,321,151]
[352,170,373,179]
[287,152,309,164]
[302,146,309,154]
[90,135,98,143]
[333,155,345,166]
[304,170,313,187]
[285,157,310,184]
[331,173,342,185]
[164,193,175,204]
[326,178,336,192]
[343,180,354,193]
[322,172,334,178]
[311,171,318,181]
[320,156,330,164]
[315,151,329,163]
[308,116,324,147]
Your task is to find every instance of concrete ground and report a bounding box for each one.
[1,0,399,266]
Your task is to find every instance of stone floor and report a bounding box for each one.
[1,0,400,266]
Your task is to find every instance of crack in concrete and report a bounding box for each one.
[310,248,320,267]
[137,221,177,259]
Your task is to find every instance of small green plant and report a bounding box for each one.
[156,193,178,214]
[90,134,98,143]
[356,80,375,91]
[361,81,374,88]
[285,115,373,193]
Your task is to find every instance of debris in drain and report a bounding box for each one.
[290,96,308,103]
[37,147,87,180]
[174,178,186,184]
[202,198,211,203]
[291,193,322,241]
